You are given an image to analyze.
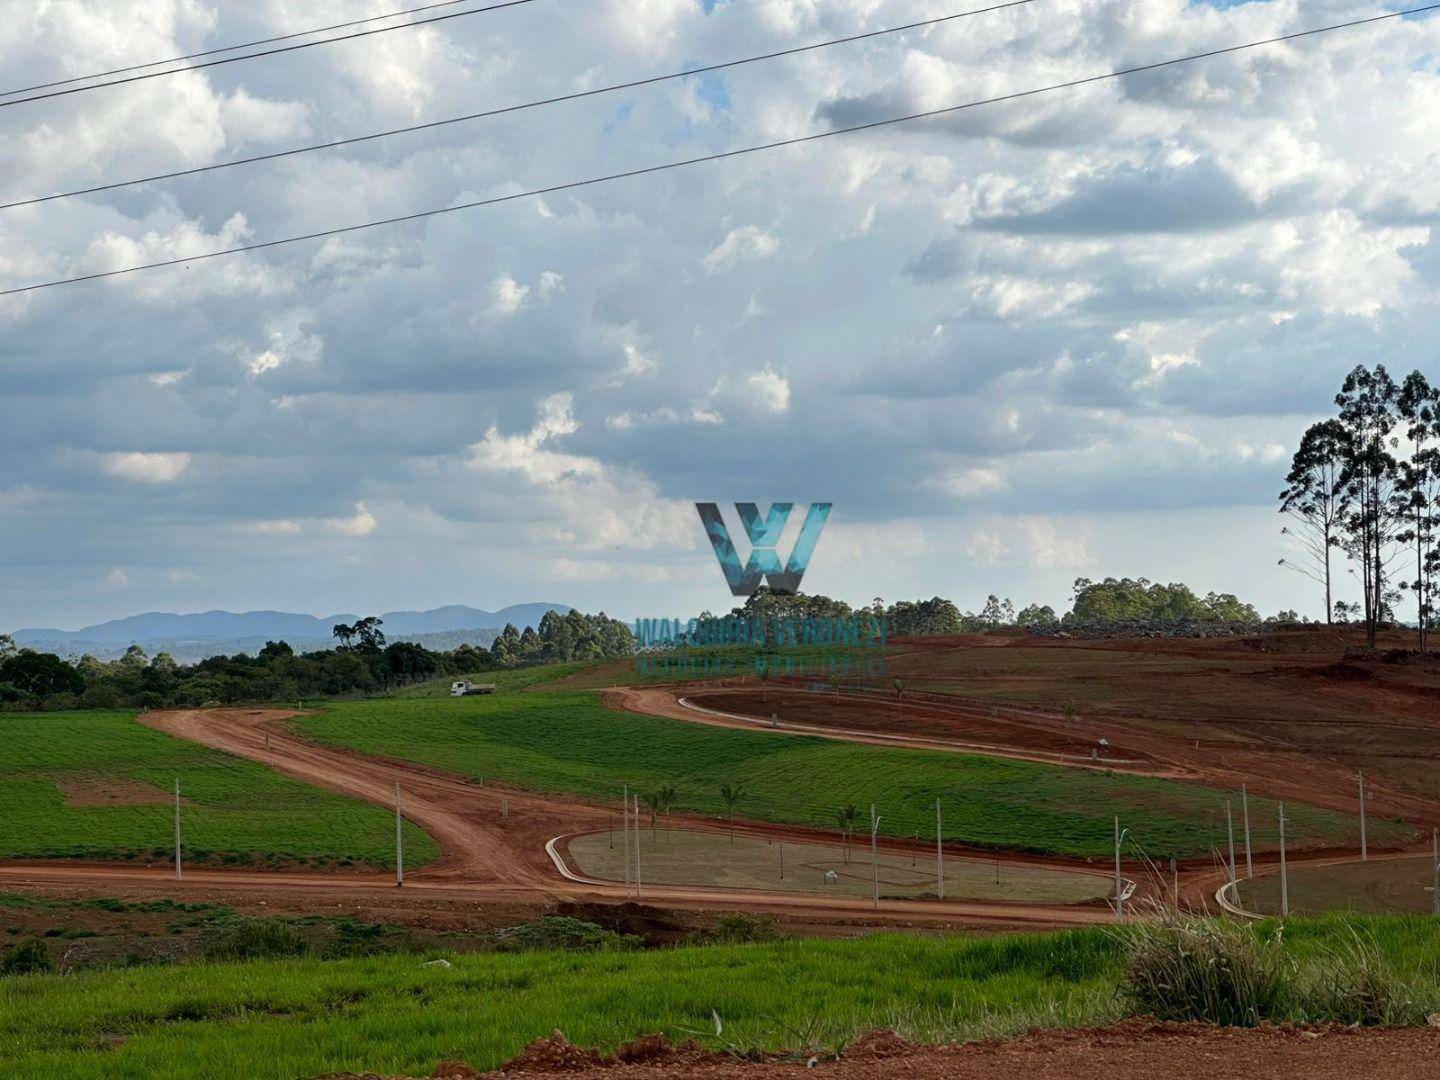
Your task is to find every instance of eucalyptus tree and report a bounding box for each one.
[1396,371,1439,652]
[1335,365,1402,649]
[1279,419,1350,624]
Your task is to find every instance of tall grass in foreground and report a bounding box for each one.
[2,916,1439,1080]
[1121,909,1440,1026]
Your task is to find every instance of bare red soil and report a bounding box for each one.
[616,631,1440,831]
[328,1021,1440,1080]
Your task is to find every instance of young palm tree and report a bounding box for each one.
[837,804,858,864]
[719,782,746,843]
[657,784,677,842]
[641,791,663,845]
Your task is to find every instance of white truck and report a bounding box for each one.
[450,680,497,697]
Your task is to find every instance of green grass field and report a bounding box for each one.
[0,712,436,868]
[393,645,888,698]
[3,915,1437,1080]
[294,696,1403,859]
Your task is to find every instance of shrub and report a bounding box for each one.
[1120,912,1289,1026]
[1297,930,1430,1026]
[1,939,52,975]
[688,913,780,946]
[198,917,307,961]
[491,916,637,952]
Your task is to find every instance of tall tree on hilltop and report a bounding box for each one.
[1397,371,1439,653]
[1336,364,1402,649]
[1279,419,1350,625]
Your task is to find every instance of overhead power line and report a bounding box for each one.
[0,0,1039,212]
[4,3,1436,299]
[0,0,541,109]
[0,1,486,98]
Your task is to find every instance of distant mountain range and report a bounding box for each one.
[9,604,571,662]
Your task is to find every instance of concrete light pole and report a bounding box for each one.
[1242,784,1252,878]
[1114,817,1131,920]
[935,798,944,901]
[1278,802,1288,918]
[1226,800,1237,885]
[174,779,182,881]
[1358,770,1367,861]
[1432,828,1438,917]
[633,794,642,898]
[870,804,881,910]
[395,783,404,888]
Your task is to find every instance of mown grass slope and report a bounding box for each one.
[3,915,1436,1080]
[295,696,1401,858]
[0,711,436,868]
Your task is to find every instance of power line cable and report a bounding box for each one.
[0,0,542,109]
[0,0,1037,212]
[0,1,486,98]
[4,3,1435,298]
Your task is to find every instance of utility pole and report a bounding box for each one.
[174,779,182,881]
[395,783,404,888]
[1358,770,1367,861]
[633,794,642,898]
[935,798,944,901]
[779,841,785,881]
[1114,817,1122,919]
[1278,802,1288,918]
[1226,800,1237,885]
[622,785,630,893]
[870,804,881,910]
[1432,828,1438,917]
[1242,784,1252,878]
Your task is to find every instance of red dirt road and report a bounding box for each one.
[0,709,1117,929]
[613,682,1440,828]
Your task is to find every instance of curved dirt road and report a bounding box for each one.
[0,708,1121,929]
[612,685,1440,827]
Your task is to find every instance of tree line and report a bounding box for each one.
[1280,364,1437,650]
[701,580,1270,643]
[0,608,633,711]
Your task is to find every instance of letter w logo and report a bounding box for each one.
[695,503,832,596]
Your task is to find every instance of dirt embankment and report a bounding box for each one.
[328,1021,1440,1080]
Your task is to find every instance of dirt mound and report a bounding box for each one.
[841,1030,916,1060]
[432,1064,484,1080]
[500,1032,719,1072]
[1314,662,1375,682]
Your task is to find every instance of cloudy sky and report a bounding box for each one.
[2,0,1438,630]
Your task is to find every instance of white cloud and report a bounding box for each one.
[105,567,130,587]
[489,273,531,316]
[167,568,198,584]
[470,393,600,484]
[247,519,302,536]
[745,367,791,414]
[326,501,378,537]
[101,451,191,484]
[703,226,780,271]
[941,468,1005,499]
[1018,517,1095,570]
